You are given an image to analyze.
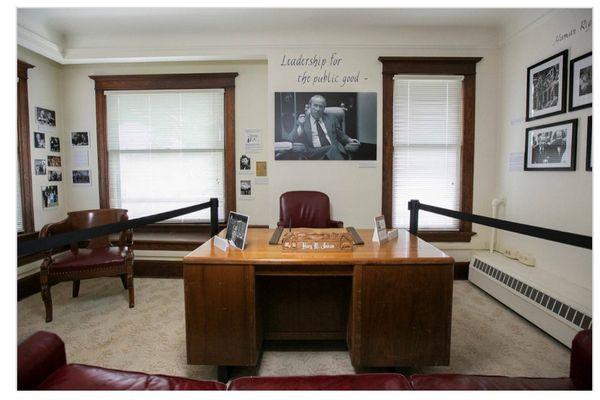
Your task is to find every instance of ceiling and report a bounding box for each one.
[17,8,554,64]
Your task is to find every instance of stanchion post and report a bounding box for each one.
[210,198,219,237]
[408,199,420,236]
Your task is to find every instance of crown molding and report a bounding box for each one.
[498,9,556,48]
[17,25,65,64]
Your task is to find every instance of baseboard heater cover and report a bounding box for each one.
[470,258,592,331]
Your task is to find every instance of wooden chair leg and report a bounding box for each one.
[120,274,128,289]
[40,271,53,323]
[127,262,134,308]
[72,280,80,297]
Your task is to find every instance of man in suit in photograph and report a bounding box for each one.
[290,94,360,160]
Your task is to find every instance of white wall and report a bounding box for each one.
[18,46,67,231]
[56,49,499,261]
[61,60,270,224]
[495,9,592,290]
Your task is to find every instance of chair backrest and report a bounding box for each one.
[279,191,332,228]
[66,209,129,249]
[324,107,346,135]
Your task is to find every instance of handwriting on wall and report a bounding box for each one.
[554,18,592,45]
[280,52,366,87]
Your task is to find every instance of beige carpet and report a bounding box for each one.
[17,278,570,381]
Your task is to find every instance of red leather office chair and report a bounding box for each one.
[277,191,343,228]
[39,209,134,322]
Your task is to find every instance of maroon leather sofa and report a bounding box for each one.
[18,330,591,390]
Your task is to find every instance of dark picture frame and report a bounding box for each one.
[526,50,568,121]
[524,119,578,171]
[569,52,592,111]
[225,211,249,250]
[586,116,592,171]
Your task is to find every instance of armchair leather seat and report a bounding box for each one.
[229,373,412,390]
[39,364,225,390]
[278,190,343,228]
[409,374,575,390]
[50,248,129,273]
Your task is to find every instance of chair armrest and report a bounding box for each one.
[328,219,344,228]
[570,329,592,390]
[18,331,67,390]
[118,229,134,248]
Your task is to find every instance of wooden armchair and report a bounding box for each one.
[39,209,134,322]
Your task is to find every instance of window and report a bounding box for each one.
[379,57,481,242]
[17,60,35,233]
[91,73,237,223]
[392,76,463,230]
[106,90,225,222]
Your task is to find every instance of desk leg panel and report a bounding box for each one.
[350,263,453,367]
[184,264,258,366]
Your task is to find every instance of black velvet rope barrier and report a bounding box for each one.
[408,200,592,250]
[18,198,219,257]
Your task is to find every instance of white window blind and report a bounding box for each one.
[106,89,225,223]
[17,157,24,232]
[392,75,463,230]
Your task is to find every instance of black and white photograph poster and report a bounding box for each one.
[274,92,377,160]
[47,155,61,167]
[569,52,592,111]
[50,137,60,152]
[225,211,249,250]
[526,50,568,121]
[72,170,91,185]
[586,116,592,171]
[240,179,252,198]
[34,159,46,175]
[41,185,59,208]
[36,107,56,130]
[240,154,251,173]
[71,131,89,146]
[525,119,578,171]
[48,170,62,182]
[34,132,45,149]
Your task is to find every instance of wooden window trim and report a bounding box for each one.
[379,57,482,242]
[90,73,238,222]
[17,60,35,233]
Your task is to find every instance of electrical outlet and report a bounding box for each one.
[517,253,536,267]
[504,248,519,259]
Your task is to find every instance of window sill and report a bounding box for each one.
[415,230,476,243]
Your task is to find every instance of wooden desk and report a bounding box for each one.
[183,228,454,379]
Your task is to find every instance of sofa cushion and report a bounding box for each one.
[409,374,574,390]
[228,373,411,390]
[50,248,128,272]
[38,364,225,390]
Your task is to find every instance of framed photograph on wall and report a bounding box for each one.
[524,119,578,171]
[569,52,592,111]
[41,185,59,208]
[586,116,592,171]
[526,50,568,121]
[274,91,377,160]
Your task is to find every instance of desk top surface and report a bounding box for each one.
[183,228,453,265]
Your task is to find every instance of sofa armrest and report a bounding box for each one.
[18,331,67,390]
[570,329,592,390]
[328,219,344,228]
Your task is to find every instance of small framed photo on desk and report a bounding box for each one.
[225,211,249,250]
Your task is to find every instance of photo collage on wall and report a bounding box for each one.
[71,131,91,185]
[238,128,268,200]
[524,50,592,171]
[34,106,61,209]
